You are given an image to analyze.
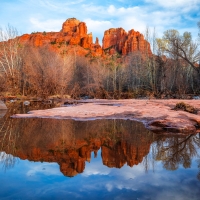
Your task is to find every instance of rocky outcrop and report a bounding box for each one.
[61,18,81,33]
[102,28,152,56]
[19,18,102,57]
[103,28,126,53]
[13,99,200,134]
[18,18,151,57]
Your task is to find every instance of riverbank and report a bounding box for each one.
[12,99,200,135]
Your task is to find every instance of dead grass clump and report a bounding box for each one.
[173,102,197,114]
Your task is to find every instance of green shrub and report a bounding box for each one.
[50,40,56,45]
[173,102,197,114]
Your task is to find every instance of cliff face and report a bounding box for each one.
[103,28,127,53]
[19,18,102,57]
[102,28,152,56]
[19,18,151,57]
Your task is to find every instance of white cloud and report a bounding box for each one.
[87,5,180,39]
[106,183,113,191]
[84,18,113,43]
[82,167,110,176]
[30,17,64,32]
[107,5,116,15]
[1,0,198,43]
[145,0,199,10]
[81,3,199,40]
[27,0,86,12]
[85,161,199,200]
[82,158,111,176]
[26,162,61,176]
[82,6,148,39]
[81,4,106,16]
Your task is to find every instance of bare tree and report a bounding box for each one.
[158,30,200,87]
[0,25,23,94]
[21,45,66,99]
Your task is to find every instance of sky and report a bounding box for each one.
[0,0,200,43]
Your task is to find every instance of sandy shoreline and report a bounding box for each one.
[12,99,200,134]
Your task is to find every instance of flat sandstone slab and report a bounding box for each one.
[12,99,200,134]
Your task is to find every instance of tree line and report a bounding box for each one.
[0,23,200,100]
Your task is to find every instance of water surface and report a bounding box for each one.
[0,102,200,199]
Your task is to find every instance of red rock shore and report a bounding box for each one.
[12,99,200,135]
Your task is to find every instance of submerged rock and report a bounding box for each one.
[146,118,197,134]
[12,99,200,135]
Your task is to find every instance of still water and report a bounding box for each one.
[0,102,200,200]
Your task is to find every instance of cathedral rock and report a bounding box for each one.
[102,28,152,56]
[19,18,151,57]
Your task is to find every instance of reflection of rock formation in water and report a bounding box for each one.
[101,121,154,168]
[0,117,154,177]
[101,140,152,168]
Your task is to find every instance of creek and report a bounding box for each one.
[0,102,200,199]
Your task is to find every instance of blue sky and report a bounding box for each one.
[0,0,200,43]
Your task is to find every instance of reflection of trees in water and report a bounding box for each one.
[0,152,18,170]
[153,133,200,180]
[0,102,44,169]
[0,118,19,154]
[0,101,58,150]
[0,106,21,169]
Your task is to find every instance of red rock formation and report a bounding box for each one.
[95,37,99,45]
[81,33,93,48]
[78,22,88,37]
[19,18,103,57]
[18,18,152,58]
[102,28,152,56]
[103,28,127,52]
[61,18,81,33]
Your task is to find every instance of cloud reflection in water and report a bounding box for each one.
[0,113,199,199]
